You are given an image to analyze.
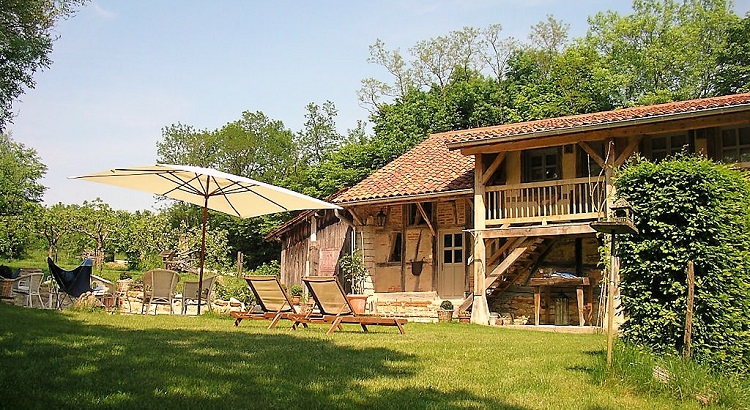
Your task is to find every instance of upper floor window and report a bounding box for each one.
[720,126,750,164]
[523,147,561,182]
[647,134,689,162]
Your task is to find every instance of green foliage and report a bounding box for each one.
[440,300,454,311]
[289,284,303,297]
[715,13,750,94]
[0,134,47,258]
[596,341,750,408]
[339,249,367,294]
[0,0,88,130]
[615,155,750,374]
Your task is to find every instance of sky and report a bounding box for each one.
[8,0,750,212]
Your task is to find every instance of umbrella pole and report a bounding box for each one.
[197,186,210,315]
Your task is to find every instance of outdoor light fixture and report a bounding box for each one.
[376,209,387,227]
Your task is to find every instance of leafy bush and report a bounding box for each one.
[289,284,303,297]
[615,155,750,374]
[440,300,454,311]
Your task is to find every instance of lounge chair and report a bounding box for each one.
[141,269,180,315]
[230,275,314,329]
[299,276,407,334]
[48,258,93,309]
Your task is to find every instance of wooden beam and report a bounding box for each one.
[348,209,364,226]
[415,202,436,237]
[488,236,523,266]
[578,141,605,168]
[482,152,507,185]
[481,222,597,238]
[614,136,642,167]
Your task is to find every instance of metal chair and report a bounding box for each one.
[141,269,180,315]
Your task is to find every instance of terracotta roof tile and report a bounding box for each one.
[444,93,750,147]
[334,132,474,204]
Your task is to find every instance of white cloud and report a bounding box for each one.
[92,2,117,19]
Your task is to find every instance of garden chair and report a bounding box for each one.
[12,271,45,308]
[90,274,115,311]
[47,257,93,309]
[114,279,133,313]
[230,275,317,329]
[180,275,216,315]
[141,269,180,315]
[299,276,407,334]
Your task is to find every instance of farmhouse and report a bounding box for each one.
[266,92,750,325]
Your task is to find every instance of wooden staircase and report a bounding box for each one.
[458,236,555,312]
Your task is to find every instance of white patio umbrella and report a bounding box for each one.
[70,164,341,314]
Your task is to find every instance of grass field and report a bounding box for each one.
[2,303,744,409]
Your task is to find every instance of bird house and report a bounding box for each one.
[590,197,638,235]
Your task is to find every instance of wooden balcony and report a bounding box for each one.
[485,177,606,226]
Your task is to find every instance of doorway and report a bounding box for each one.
[439,231,465,298]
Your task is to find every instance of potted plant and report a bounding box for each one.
[289,284,303,305]
[339,249,368,313]
[438,300,453,322]
[458,310,471,323]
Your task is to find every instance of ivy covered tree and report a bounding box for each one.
[615,155,750,374]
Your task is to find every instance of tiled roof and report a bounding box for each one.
[333,132,474,204]
[444,93,750,148]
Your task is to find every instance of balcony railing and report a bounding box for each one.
[485,177,606,225]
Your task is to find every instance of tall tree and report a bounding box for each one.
[0,133,46,258]
[295,101,342,166]
[715,13,750,94]
[584,0,739,105]
[0,0,88,130]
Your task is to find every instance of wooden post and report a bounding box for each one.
[236,251,244,276]
[534,286,541,325]
[576,285,584,326]
[683,261,695,359]
[606,235,617,368]
[471,154,490,324]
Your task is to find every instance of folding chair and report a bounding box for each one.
[47,257,93,309]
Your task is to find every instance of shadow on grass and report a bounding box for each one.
[0,305,528,409]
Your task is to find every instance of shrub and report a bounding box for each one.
[615,155,750,374]
[440,300,453,311]
[289,284,303,297]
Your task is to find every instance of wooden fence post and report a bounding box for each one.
[237,251,244,276]
[683,261,695,359]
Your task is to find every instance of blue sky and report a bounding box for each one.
[8,0,750,211]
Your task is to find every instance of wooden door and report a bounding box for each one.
[439,231,465,298]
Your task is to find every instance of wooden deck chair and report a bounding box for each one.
[300,276,407,334]
[230,275,313,329]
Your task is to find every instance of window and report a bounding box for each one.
[523,147,561,182]
[720,126,750,163]
[443,233,463,264]
[648,134,689,162]
[407,203,433,226]
[388,233,403,263]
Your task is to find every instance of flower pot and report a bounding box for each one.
[437,309,453,322]
[346,294,368,314]
[489,312,498,326]
[292,295,301,305]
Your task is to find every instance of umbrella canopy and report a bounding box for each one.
[70,164,341,313]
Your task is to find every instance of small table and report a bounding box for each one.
[530,276,590,326]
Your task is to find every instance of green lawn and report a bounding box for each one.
[0,303,733,409]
